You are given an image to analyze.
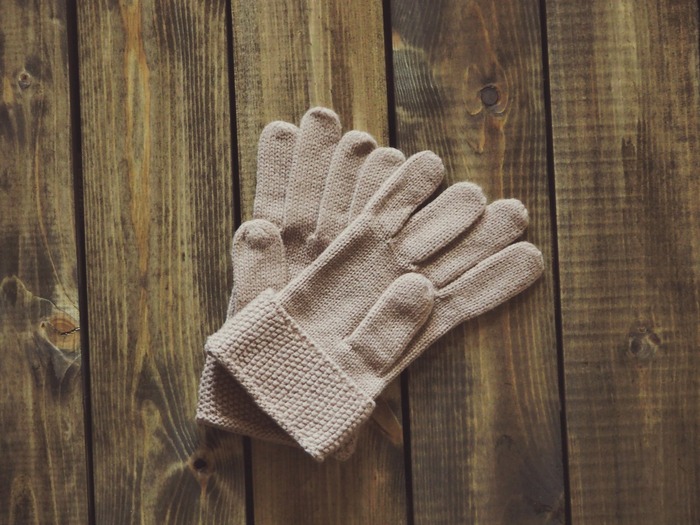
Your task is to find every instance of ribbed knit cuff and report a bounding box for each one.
[205,290,375,461]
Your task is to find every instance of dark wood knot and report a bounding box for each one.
[192,457,207,471]
[479,85,500,107]
[18,71,32,90]
[627,322,661,360]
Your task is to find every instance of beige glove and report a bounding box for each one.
[206,150,544,460]
[196,107,404,456]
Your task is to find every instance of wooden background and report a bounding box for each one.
[1,0,698,523]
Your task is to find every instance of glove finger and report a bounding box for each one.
[436,241,543,326]
[253,121,300,226]
[391,182,486,264]
[341,273,434,376]
[365,151,444,237]
[314,131,377,245]
[349,147,406,220]
[420,199,529,288]
[284,107,342,235]
[229,219,287,315]
[366,242,543,394]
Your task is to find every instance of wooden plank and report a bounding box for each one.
[391,1,564,523]
[546,0,700,522]
[0,1,88,523]
[76,1,245,522]
[230,1,407,523]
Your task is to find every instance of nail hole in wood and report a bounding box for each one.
[193,458,207,471]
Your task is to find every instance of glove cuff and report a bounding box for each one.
[206,290,375,461]
[196,355,296,445]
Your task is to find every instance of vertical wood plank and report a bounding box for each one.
[76,0,245,522]
[231,0,390,215]
[546,0,700,522]
[0,1,88,523]
[230,1,407,524]
[391,1,564,523]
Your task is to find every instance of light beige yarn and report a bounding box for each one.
[196,107,404,458]
[206,149,544,461]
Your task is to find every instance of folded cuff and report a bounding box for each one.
[206,290,375,461]
[196,354,297,445]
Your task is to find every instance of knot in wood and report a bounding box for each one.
[18,71,32,90]
[479,85,500,107]
[627,322,661,360]
[192,457,207,471]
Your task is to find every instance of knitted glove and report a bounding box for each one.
[206,150,544,460]
[196,107,404,456]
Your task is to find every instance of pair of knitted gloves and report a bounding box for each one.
[196,107,543,461]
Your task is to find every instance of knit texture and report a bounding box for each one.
[208,290,375,460]
[207,149,545,459]
[196,107,405,457]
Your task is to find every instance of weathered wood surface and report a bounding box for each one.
[230,1,408,524]
[76,0,244,522]
[547,0,700,523]
[0,1,87,523]
[391,0,564,523]
[3,0,700,523]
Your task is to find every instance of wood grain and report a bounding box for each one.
[5,0,699,522]
[230,1,407,523]
[0,1,87,523]
[546,0,700,522]
[391,1,564,523]
[76,0,245,522]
